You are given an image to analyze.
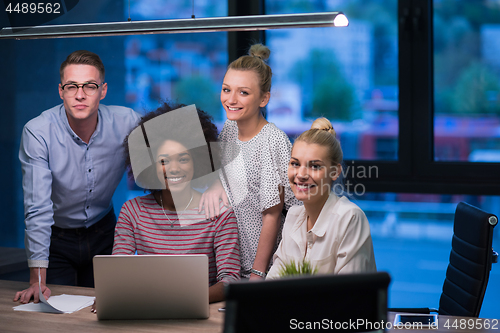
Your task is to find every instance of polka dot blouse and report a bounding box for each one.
[219,119,300,277]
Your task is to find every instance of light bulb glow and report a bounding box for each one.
[333,14,349,27]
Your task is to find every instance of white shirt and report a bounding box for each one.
[267,194,376,278]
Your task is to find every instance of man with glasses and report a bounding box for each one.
[14,50,140,304]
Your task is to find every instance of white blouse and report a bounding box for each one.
[267,193,376,278]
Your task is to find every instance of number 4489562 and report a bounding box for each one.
[5,2,61,14]
[444,318,498,330]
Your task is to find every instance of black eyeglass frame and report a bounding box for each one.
[60,82,104,96]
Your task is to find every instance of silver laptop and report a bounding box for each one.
[93,254,209,320]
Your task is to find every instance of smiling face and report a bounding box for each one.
[59,64,107,127]
[156,140,194,194]
[288,141,341,204]
[220,69,270,123]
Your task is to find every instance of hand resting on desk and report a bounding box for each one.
[13,267,51,304]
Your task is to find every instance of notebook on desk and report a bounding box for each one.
[93,254,209,320]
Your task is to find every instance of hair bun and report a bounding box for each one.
[248,43,270,61]
[310,117,336,137]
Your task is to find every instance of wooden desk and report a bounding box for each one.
[1,279,224,333]
[2,279,498,333]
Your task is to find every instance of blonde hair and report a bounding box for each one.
[295,117,343,166]
[227,43,272,95]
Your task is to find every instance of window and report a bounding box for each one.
[1,0,498,317]
[266,0,399,161]
[121,0,228,203]
[356,191,499,318]
[434,1,500,162]
[124,0,228,121]
[260,0,500,318]
[1,0,134,248]
[0,0,228,248]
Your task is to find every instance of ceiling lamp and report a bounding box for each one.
[0,12,348,40]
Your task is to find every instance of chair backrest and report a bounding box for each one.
[223,272,391,333]
[439,202,498,317]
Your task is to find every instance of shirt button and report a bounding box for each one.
[88,169,91,172]
[89,189,92,193]
[87,206,89,209]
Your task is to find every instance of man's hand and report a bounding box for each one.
[198,179,229,219]
[13,267,51,304]
[14,284,51,304]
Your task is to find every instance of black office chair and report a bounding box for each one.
[390,201,498,317]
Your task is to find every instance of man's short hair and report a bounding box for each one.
[59,50,105,82]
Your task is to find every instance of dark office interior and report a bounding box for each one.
[0,0,498,319]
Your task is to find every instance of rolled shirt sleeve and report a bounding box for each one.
[20,126,54,268]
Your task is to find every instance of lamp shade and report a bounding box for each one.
[0,12,348,40]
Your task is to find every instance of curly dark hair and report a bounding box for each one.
[124,100,219,193]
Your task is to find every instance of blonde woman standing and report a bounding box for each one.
[200,44,299,280]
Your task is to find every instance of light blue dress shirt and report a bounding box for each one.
[19,104,141,268]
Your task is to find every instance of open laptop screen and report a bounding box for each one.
[93,254,209,320]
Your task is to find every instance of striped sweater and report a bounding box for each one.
[113,193,241,285]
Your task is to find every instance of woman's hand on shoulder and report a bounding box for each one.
[198,179,229,219]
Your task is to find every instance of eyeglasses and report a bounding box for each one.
[61,82,104,96]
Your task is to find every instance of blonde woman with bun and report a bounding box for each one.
[266,118,376,278]
[199,44,299,280]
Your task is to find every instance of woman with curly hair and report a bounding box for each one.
[112,101,240,303]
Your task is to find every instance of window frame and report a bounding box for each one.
[396,0,500,195]
[236,0,500,195]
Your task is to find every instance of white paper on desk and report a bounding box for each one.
[13,294,95,314]
[12,270,95,314]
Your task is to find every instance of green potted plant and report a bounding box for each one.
[277,259,318,277]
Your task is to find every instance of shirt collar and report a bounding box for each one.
[91,109,102,141]
[59,104,102,144]
[309,193,340,238]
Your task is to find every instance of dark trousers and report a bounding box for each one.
[47,209,116,287]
